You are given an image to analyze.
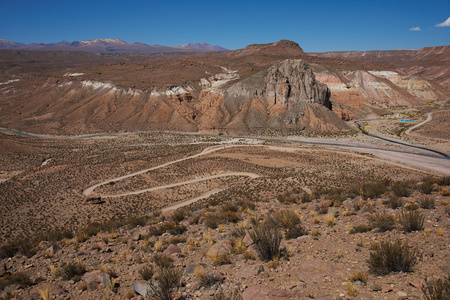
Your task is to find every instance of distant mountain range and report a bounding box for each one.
[0,38,228,53]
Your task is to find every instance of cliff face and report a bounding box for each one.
[226,59,330,108]
[208,59,345,133]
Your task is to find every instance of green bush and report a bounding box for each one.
[368,239,421,275]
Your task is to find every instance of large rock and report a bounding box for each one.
[81,270,111,291]
[242,285,312,300]
[207,239,233,258]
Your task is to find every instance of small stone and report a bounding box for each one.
[409,281,423,290]
[163,244,181,256]
[371,284,382,291]
[243,233,253,247]
[382,285,393,293]
[396,291,408,299]
[82,270,102,291]
[133,280,151,297]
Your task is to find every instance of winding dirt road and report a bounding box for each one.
[405,112,433,135]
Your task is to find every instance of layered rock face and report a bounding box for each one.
[211,59,345,132]
[0,58,348,134]
[227,59,331,108]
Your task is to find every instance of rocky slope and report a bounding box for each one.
[0,40,448,134]
[1,174,449,300]
[0,55,349,135]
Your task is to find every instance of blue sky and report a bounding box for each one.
[1,0,449,52]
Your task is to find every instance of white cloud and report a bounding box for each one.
[409,26,421,31]
[436,17,450,27]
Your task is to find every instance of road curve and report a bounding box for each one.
[405,112,433,135]
[82,144,239,196]
[101,172,260,198]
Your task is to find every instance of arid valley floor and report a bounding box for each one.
[0,40,449,299]
[1,105,449,299]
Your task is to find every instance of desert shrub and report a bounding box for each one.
[167,223,186,235]
[205,216,218,229]
[170,210,186,223]
[209,252,231,266]
[139,266,154,281]
[422,274,450,300]
[391,181,412,197]
[127,216,148,228]
[198,271,222,287]
[0,244,17,259]
[384,195,403,209]
[148,266,182,300]
[235,200,256,211]
[62,260,87,281]
[301,193,312,203]
[249,218,282,262]
[232,224,247,238]
[168,237,185,245]
[368,211,395,232]
[420,178,436,194]
[362,179,390,199]
[285,224,308,239]
[220,211,240,223]
[349,271,368,283]
[398,210,425,232]
[212,288,243,300]
[153,253,174,269]
[317,206,329,215]
[149,222,187,236]
[367,239,421,275]
[441,176,450,186]
[221,203,238,213]
[277,192,298,204]
[274,210,301,229]
[0,271,34,291]
[419,196,436,209]
[39,228,74,242]
[350,224,374,234]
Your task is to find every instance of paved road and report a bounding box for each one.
[354,121,449,158]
